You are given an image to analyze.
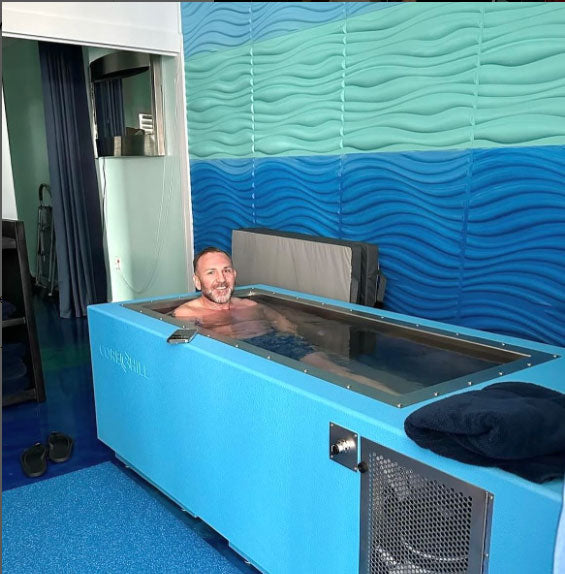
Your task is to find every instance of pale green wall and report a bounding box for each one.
[2,89,18,220]
[3,41,189,301]
[88,50,191,301]
[3,38,51,273]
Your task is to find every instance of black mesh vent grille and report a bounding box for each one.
[360,443,491,574]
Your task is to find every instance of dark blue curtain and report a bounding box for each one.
[39,42,107,318]
[94,79,125,139]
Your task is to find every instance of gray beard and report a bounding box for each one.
[202,285,233,305]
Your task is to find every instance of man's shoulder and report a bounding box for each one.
[172,298,203,317]
[231,297,257,308]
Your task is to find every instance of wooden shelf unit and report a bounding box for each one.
[2,219,46,406]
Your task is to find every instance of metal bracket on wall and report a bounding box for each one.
[329,422,359,471]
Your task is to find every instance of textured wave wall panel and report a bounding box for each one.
[254,156,342,236]
[340,150,472,321]
[186,49,253,159]
[188,146,565,346]
[184,2,565,160]
[190,160,254,254]
[462,146,565,343]
[343,3,481,154]
[252,2,393,43]
[181,3,251,60]
[182,3,565,345]
[253,21,344,157]
[475,3,565,148]
[181,2,391,59]
[252,2,344,44]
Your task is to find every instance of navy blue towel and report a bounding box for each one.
[404,382,565,483]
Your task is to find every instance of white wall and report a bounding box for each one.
[2,89,18,220]
[2,2,181,54]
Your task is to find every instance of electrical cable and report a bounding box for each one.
[117,57,179,295]
[101,156,107,237]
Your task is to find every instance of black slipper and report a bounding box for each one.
[20,443,48,478]
[47,431,74,463]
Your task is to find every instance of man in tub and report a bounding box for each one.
[173,246,395,394]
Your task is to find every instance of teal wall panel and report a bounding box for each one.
[181,2,390,59]
[253,20,344,156]
[343,2,481,153]
[185,3,565,160]
[186,49,253,159]
[475,3,565,148]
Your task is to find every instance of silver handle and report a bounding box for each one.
[167,328,198,344]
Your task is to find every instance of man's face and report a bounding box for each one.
[194,252,236,305]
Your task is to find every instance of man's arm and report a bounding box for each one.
[302,351,400,396]
[261,304,298,334]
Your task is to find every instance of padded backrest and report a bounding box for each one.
[232,228,360,303]
[232,228,385,306]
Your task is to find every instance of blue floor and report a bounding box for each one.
[2,294,112,490]
[3,462,251,574]
[2,295,258,574]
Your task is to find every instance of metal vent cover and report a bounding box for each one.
[360,439,492,574]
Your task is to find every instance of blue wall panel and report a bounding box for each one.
[183,4,565,346]
[190,159,254,254]
[462,146,565,343]
[181,2,251,60]
[189,146,565,346]
[341,150,472,321]
[254,155,342,236]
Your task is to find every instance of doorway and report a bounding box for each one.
[3,38,193,308]
[3,37,51,280]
